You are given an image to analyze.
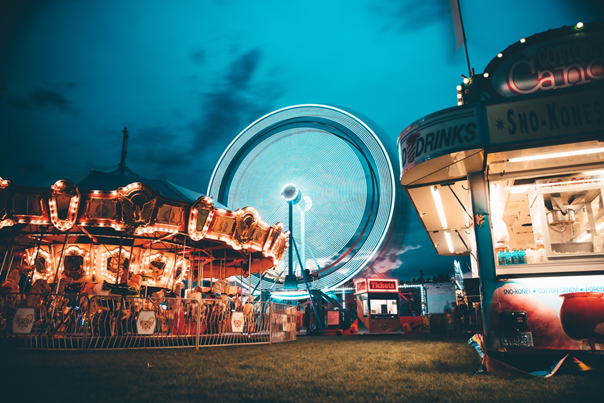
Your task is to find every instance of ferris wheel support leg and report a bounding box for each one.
[284,202,297,290]
[249,271,267,302]
[293,236,323,335]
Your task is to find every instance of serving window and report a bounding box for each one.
[369,299,398,316]
[489,169,604,274]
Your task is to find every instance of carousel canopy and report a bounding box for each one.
[0,176,289,290]
[78,168,210,205]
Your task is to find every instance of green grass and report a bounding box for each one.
[0,335,601,402]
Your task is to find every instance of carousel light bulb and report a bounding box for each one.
[463,77,469,84]
[456,85,462,91]
[483,72,489,78]
[576,22,584,29]
[497,53,503,58]
[520,38,526,43]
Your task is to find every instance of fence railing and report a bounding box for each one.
[0,292,296,350]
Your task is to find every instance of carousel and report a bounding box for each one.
[0,176,289,300]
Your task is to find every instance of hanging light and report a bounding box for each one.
[431,186,448,229]
[445,231,455,254]
[508,147,604,163]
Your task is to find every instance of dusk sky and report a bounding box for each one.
[1,0,602,281]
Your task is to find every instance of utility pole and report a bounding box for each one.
[119,127,129,175]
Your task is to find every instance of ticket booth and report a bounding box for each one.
[354,278,401,333]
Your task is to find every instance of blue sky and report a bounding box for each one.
[1,0,602,281]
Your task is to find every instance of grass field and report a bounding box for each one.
[0,335,601,402]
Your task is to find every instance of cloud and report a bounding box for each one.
[122,48,284,193]
[225,48,260,87]
[186,48,284,186]
[361,244,422,277]
[190,49,205,65]
[7,85,75,112]
[127,125,210,191]
[372,0,451,33]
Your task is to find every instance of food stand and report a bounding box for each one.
[354,278,400,333]
[398,22,604,358]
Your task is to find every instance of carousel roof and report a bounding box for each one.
[0,176,289,286]
[78,169,206,204]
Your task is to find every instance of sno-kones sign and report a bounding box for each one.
[487,23,604,98]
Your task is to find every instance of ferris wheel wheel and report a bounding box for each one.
[208,105,395,298]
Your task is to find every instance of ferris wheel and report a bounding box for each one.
[208,105,395,298]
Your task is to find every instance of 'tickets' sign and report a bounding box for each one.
[368,279,399,293]
[487,25,604,98]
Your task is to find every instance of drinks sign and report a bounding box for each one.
[398,107,480,174]
[486,25,604,98]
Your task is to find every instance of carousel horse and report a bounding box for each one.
[167,283,184,310]
[52,277,74,295]
[100,279,139,296]
[0,270,21,293]
[151,288,165,301]
[149,289,170,332]
[233,296,243,312]
[81,282,102,296]
[25,279,51,308]
[0,264,33,293]
[211,278,228,297]
[206,300,223,334]
[126,273,143,295]
[243,301,254,332]
[206,299,229,334]
[30,278,50,294]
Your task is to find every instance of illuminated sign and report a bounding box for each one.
[487,87,604,144]
[398,107,480,174]
[368,279,399,293]
[356,279,399,293]
[486,24,604,99]
[327,311,340,326]
[354,279,367,294]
